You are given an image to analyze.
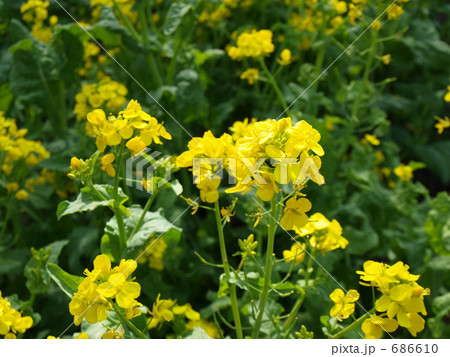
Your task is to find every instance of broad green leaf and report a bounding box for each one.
[57,184,129,220]
[163,2,191,36]
[47,263,84,298]
[104,206,182,260]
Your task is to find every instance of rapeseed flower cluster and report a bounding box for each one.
[393,164,414,182]
[137,236,168,271]
[90,0,138,23]
[0,112,50,175]
[69,254,143,326]
[20,0,57,43]
[74,77,128,121]
[0,291,33,338]
[1,112,50,200]
[358,260,430,338]
[240,68,259,85]
[77,41,117,78]
[148,294,220,338]
[294,213,348,253]
[227,29,275,60]
[177,117,324,232]
[198,3,231,27]
[85,99,172,157]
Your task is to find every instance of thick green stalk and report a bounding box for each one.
[214,201,243,339]
[112,302,148,339]
[252,195,277,339]
[258,57,291,117]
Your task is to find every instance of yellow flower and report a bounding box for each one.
[329,289,360,321]
[393,164,414,181]
[362,315,398,339]
[280,197,312,230]
[371,20,382,31]
[185,319,221,338]
[172,303,201,321]
[227,29,275,60]
[295,213,348,253]
[277,49,292,66]
[435,116,450,134]
[69,276,109,326]
[364,134,380,146]
[197,175,221,203]
[283,243,306,265]
[137,237,168,271]
[381,54,391,65]
[69,255,142,326]
[70,157,82,171]
[240,68,259,85]
[126,137,147,156]
[0,292,33,338]
[97,274,141,309]
[387,4,404,20]
[148,294,176,329]
[100,153,116,177]
[75,332,90,339]
[102,325,124,339]
[444,86,450,102]
[6,182,19,193]
[15,189,29,200]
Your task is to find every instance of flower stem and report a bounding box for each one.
[330,311,372,339]
[351,27,379,119]
[252,195,277,339]
[214,200,243,339]
[112,302,148,339]
[127,186,158,242]
[113,143,127,253]
[258,57,291,117]
[281,288,306,338]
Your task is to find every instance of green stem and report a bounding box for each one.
[281,247,315,337]
[351,26,379,119]
[281,289,306,338]
[114,144,127,253]
[258,57,291,117]
[128,188,158,242]
[308,43,326,116]
[252,195,277,339]
[331,311,372,339]
[139,6,164,87]
[214,201,243,339]
[112,303,148,339]
[112,0,141,42]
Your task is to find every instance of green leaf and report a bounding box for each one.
[24,240,69,295]
[47,263,84,298]
[425,192,450,256]
[57,184,129,220]
[163,2,191,36]
[105,206,182,259]
[414,141,450,185]
[9,38,33,54]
